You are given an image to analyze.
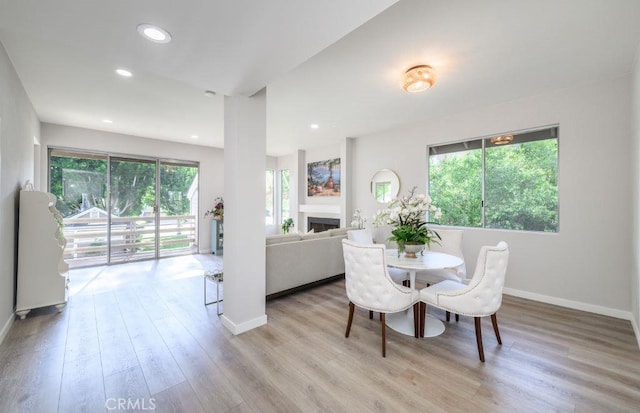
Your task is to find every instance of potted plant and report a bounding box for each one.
[373,187,442,257]
[205,197,224,220]
[282,218,294,234]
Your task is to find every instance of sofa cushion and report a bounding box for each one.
[300,231,330,240]
[329,227,357,237]
[266,233,302,245]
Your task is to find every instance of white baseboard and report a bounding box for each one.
[220,313,267,335]
[631,313,640,349]
[0,312,15,345]
[503,287,632,320]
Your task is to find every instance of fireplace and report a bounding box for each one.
[307,217,340,233]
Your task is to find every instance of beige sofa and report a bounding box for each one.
[265,227,354,297]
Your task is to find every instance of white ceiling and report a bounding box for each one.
[1,0,640,156]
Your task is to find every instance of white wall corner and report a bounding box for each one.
[0,312,15,345]
[220,314,267,335]
[503,287,632,320]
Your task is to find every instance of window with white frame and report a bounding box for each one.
[265,169,275,225]
[280,169,290,222]
[428,126,559,232]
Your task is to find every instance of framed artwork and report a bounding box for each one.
[307,158,341,197]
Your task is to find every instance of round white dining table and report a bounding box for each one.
[385,250,464,337]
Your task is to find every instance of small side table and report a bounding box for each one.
[204,271,223,315]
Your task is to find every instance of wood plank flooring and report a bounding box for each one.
[1,254,639,412]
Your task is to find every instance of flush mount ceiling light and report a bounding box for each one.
[137,24,172,44]
[191,135,199,139]
[310,124,319,129]
[490,135,514,145]
[102,119,113,124]
[203,90,216,97]
[115,68,132,77]
[402,65,436,93]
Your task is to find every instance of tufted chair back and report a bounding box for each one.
[342,240,418,313]
[436,241,509,316]
[417,228,467,285]
[428,229,466,277]
[347,228,374,244]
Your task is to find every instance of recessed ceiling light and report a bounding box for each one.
[103,119,113,124]
[204,90,216,97]
[137,24,172,44]
[191,135,199,139]
[310,124,319,129]
[116,69,132,77]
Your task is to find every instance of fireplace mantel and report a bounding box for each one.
[299,204,340,214]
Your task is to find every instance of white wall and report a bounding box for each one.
[631,47,640,342]
[353,75,633,316]
[0,41,40,342]
[39,123,224,253]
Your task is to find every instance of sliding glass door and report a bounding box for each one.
[50,150,109,266]
[49,149,199,267]
[158,162,198,258]
[109,157,157,263]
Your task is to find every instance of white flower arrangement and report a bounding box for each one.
[372,187,442,251]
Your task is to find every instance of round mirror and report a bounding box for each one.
[370,169,400,203]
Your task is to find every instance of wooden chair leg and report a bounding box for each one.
[419,302,426,337]
[413,303,420,338]
[491,313,502,344]
[446,311,450,322]
[474,317,485,362]
[345,302,355,338]
[455,313,459,322]
[369,310,373,320]
[381,313,386,357]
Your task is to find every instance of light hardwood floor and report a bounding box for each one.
[1,254,639,412]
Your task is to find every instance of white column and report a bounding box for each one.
[295,149,305,231]
[220,89,267,334]
[340,138,354,226]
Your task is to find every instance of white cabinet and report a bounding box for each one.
[16,190,69,319]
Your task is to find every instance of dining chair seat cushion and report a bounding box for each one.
[420,280,465,305]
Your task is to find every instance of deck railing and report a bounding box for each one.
[62,215,196,266]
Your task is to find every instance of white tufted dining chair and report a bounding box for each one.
[347,229,410,284]
[416,228,466,285]
[342,239,420,357]
[348,229,411,321]
[419,241,509,362]
[416,228,467,322]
